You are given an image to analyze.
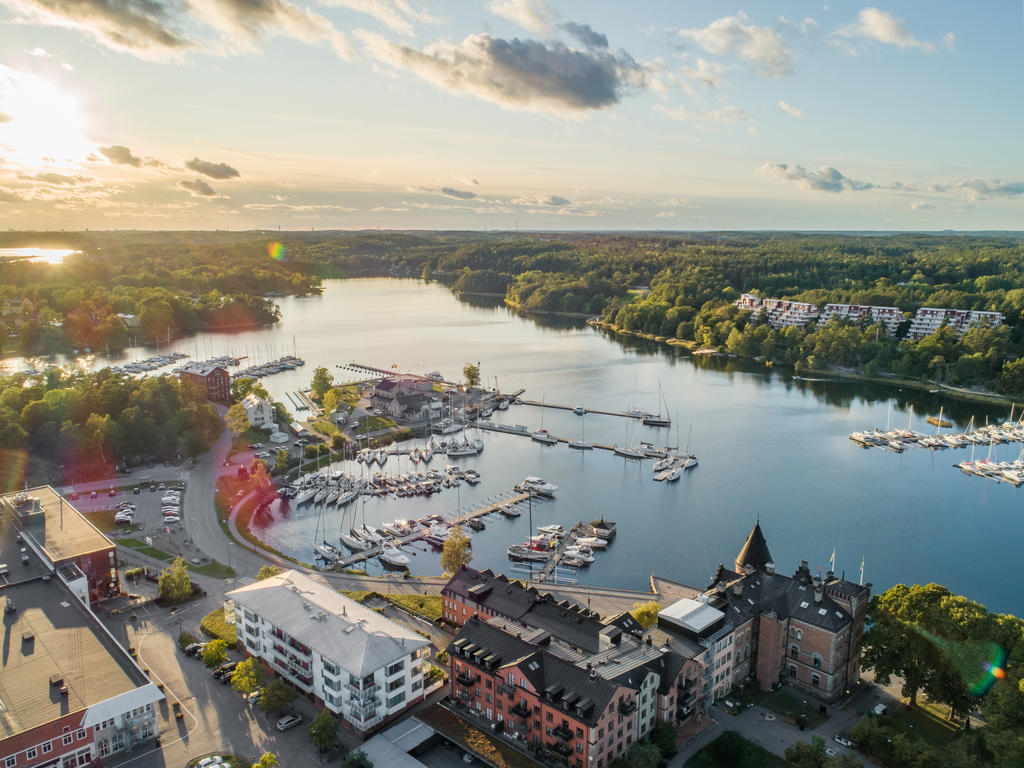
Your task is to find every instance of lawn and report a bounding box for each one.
[888,705,960,747]
[339,591,442,622]
[189,560,235,579]
[200,607,237,646]
[758,689,829,730]
[685,731,787,768]
[119,538,174,561]
[354,415,397,435]
[337,386,362,406]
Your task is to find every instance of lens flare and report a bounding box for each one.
[268,242,285,261]
[972,646,1008,696]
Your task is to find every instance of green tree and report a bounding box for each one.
[231,657,265,694]
[225,402,249,436]
[631,600,661,629]
[463,363,480,387]
[649,721,678,757]
[823,754,864,768]
[231,377,269,403]
[311,366,334,400]
[785,736,827,768]
[342,750,374,768]
[158,557,192,603]
[441,525,473,575]
[201,638,227,668]
[251,753,279,768]
[622,742,660,768]
[256,565,282,581]
[274,447,290,474]
[258,679,298,714]
[322,388,339,415]
[307,709,339,754]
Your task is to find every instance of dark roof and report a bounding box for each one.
[735,520,773,572]
[449,617,618,727]
[375,379,399,391]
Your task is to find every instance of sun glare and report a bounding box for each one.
[0,67,92,167]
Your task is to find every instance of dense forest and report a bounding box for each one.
[5,230,1024,393]
[0,368,222,486]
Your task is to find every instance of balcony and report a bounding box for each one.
[552,724,572,741]
[346,682,380,699]
[618,699,637,716]
[548,740,573,757]
[497,683,515,697]
[349,698,378,719]
[455,672,476,688]
[510,702,531,719]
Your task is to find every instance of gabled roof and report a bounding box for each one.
[735,519,773,572]
[228,570,428,676]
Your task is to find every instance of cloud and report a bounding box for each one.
[244,202,356,211]
[911,201,934,211]
[16,171,91,185]
[778,100,809,118]
[678,12,793,75]
[489,0,556,37]
[321,0,435,36]
[560,21,607,50]
[0,188,24,202]
[833,7,937,52]
[0,0,193,59]
[956,179,1024,201]
[194,0,352,58]
[185,157,240,179]
[681,57,725,89]
[655,103,752,129]
[99,144,143,167]
[539,193,569,206]
[513,193,570,206]
[943,32,956,51]
[359,31,645,113]
[0,111,10,123]
[179,178,217,196]
[27,46,51,56]
[759,162,876,192]
[440,186,476,200]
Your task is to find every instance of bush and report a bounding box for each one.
[177,630,196,650]
[436,650,449,665]
[124,566,146,581]
[202,638,227,668]
[200,608,237,646]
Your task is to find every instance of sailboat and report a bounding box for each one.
[613,414,646,459]
[568,411,593,450]
[532,396,558,445]
[642,380,672,427]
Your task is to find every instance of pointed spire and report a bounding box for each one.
[735,519,773,573]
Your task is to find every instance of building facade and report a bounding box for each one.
[177,362,230,401]
[819,304,904,335]
[228,570,431,733]
[242,392,275,428]
[907,307,1005,340]
[735,294,820,329]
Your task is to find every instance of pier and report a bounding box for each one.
[535,521,589,584]
[518,399,642,420]
[293,390,322,417]
[476,422,645,456]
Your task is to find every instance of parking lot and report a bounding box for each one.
[69,479,192,535]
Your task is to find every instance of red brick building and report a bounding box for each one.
[177,362,230,401]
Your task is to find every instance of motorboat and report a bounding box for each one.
[574,536,607,549]
[517,476,558,496]
[498,505,521,518]
[662,467,681,482]
[466,518,485,531]
[497,399,509,410]
[507,544,551,562]
[379,547,411,568]
[537,524,564,536]
[531,429,558,445]
[360,524,385,545]
[568,439,593,450]
[563,546,594,564]
[480,408,493,419]
[573,406,587,415]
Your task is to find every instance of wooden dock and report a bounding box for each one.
[536,521,588,583]
[330,489,534,569]
[475,422,645,457]
[518,399,641,420]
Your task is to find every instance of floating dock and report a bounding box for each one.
[518,400,642,420]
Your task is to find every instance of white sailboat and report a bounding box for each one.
[568,411,593,450]
[642,380,672,427]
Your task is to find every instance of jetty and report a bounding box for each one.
[476,422,645,457]
[536,521,589,583]
[518,399,642,420]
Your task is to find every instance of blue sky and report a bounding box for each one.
[0,0,1021,230]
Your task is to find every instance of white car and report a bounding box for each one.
[276,713,302,731]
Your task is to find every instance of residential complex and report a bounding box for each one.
[242,392,276,428]
[1,487,119,606]
[907,307,1005,340]
[734,294,819,329]
[819,304,904,335]
[0,500,163,768]
[177,361,231,401]
[227,570,431,733]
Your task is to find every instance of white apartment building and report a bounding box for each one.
[907,308,1005,340]
[242,392,275,428]
[228,570,431,732]
[735,294,820,329]
[819,304,904,335]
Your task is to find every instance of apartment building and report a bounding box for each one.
[177,361,230,401]
[228,570,431,733]
[819,304,904,335]
[907,307,1005,340]
[735,294,820,329]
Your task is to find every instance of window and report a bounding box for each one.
[811,674,821,688]
[27,749,37,760]
[63,734,74,745]
[387,691,406,707]
[323,660,339,676]
[812,654,822,669]
[76,730,86,740]
[576,727,583,738]
[387,660,404,676]
[508,672,515,686]
[788,666,797,677]
[41,742,52,754]
[789,645,799,660]
[5,757,15,768]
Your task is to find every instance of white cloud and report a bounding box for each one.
[943,32,956,51]
[956,179,1024,201]
[655,103,752,129]
[27,47,51,56]
[681,57,725,89]
[489,0,556,37]
[834,7,937,52]
[759,162,875,192]
[778,100,809,118]
[678,12,793,75]
[321,0,435,36]
[910,201,934,211]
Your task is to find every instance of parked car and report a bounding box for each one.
[276,713,302,731]
[133,486,141,494]
[70,492,79,500]
[834,734,853,747]
[89,490,98,499]
[183,643,203,656]
[108,488,116,497]
[213,661,239,679]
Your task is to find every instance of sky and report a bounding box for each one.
[0,0,1021,231]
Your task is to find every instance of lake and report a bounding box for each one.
[7,278,1022,612]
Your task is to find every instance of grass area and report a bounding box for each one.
[313,419,341,437]
[354,415,397,435]
[342,590,374,603]
[685,731,787,768]
[339,591,443,621]
[418,704,544,768]
[758,689,829,729]
[337,385,361,406]
[888,705,960,747]
[119,538,174,561]
[200,607,237,646]
[189,560,235,579]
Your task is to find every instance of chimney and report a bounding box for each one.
[765,562,775,575]
[814,584,824,603]
[732,582,743,596]
[742,564,754,575]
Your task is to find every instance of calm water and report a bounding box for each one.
[7,278,1022,612]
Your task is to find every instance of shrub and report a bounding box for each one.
[177,630,196,650]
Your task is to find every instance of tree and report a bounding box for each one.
[251,753,279,768]
[258,678,298,714]
[823,754,864,768]
[441,525,472,575]
[463,363,480,387]
[274,447,290,474]
[158,557,192,603]
[785,736,827,768]
[621,742,660,768]
[256,565,282,581]
[202,638,227,668]
[225,402,249,436]
[231,657,265,694]
[631,600,661,629]
[649,721,678,758]
[307,709,339,753]
[322,388,339,416]
[231,377,269,403]
[311,366,334,400]
[342,751,373,768]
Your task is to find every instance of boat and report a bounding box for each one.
[410,448,421,463]
[295,488,317,504]
[531,428,558,445]
[315,540,343,562]
[927,415,953,428]
[573,406,587,415]
[517,476,558,496]
[613,445,646,459]
[652,456,675,472]
[498,505,521,518]
[662,467,681,482]
[507,544,551,562]
[340,531,369,551]
[569,411,593,450]
[681,455,698,469]
[447,439,479,457]
[466,518,485,531]
[574,536,607,549]
[313,488,327,504]
[480,408,493,419]
[422,447,433,463]
[379,547,411,568]
[497,399,509,410]
[642,381,672,427]
[563,546,594,563]
[588,519,617,539]
[360,524,385,545]
[324,489,340,505]
[336,489,359,507]
[424,535,446,549]
[537,524,565,536]
[568,439,593,450]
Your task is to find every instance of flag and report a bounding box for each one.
[859,556,865,586]
[829,548,836,571]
